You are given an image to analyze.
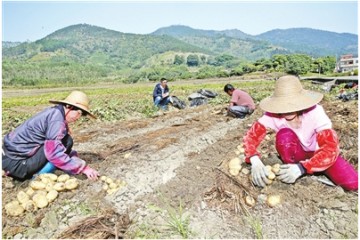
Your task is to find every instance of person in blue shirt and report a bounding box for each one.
[153,78,171,110]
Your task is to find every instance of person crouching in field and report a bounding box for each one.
[243,75,358,191]
[153,78,171,110]
[2,91,99,181]
[224,84,256,118]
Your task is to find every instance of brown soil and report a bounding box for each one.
[2,89,358,239]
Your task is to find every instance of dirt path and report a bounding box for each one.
[2,94,358,239]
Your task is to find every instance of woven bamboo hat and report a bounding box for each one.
[259,75,323,114]
[49,91,96,118]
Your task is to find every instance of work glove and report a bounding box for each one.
[277,163,305,184]
[82,166,99,180]
[250,156,271,187]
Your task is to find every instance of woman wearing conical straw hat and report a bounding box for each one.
[2,91,99,181]
[243,75,358,191]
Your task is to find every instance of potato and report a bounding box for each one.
[245,195,256,207]
[106,177,113,184]
[267,195,281,207]
[30,180,46,190]
[35,190,48,196]
[57,174,70,182]
[53,182,66,192]
[228,157,242,176]
[228,157,242,170]
[229,168,240,176]
[41,173,58,181]
[45,182,54,192]
[109,182,118,189]
[241,168,250,175]
[65,179,79,190]
[106,188,118,195]
[5,201,24,216]
[22,200,37,212]
[268,172,276,180]
[40,176,53,184]
[33,194,49,208]
[46,190,59,202]
[100,176,107,181]
[17,191,30,204]
[236,145,245,153]
[25,187,35,197]
[265,165,272,172]
[103,184,109,190]
[271,164,281,174]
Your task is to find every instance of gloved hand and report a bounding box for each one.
[82,166,99,180]
[250,156,271,187]
[277,164,305,184]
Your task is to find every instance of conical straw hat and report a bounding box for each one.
[49,90,96,118]
[259,75,323,114]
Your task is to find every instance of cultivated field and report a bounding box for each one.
[2,75,358,239]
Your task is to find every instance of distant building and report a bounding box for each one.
[336,54,358,73]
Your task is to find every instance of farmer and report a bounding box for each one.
[243,75,358,191]
[2,91,100,181]
[224,83,255,118]
[153,78,171,110]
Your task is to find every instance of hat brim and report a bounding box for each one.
[259,90,323,114]
[49,100,96,119]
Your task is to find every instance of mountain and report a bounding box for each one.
[257,28,358,57]
[3,24,211,68]
[152,25,358,58]
[151,25,290,60]
[2,24,357,86]
[152,25,253,39]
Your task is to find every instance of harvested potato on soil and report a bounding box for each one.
[271,164,281,174]
[17,191,30,204]
[30,181,46,190]
[57,174,70,182]
[25,187,35,197]
[100,176,107,181]
[53,182,66,192]
[245,195,256,207]
[40,173,58,181]
[241,168,250,175]
[268,172,276,180]
[5,201,24,216]
[65,179,79,190]
[228,157,242,176]
[46,190,59,202]
[22,200,37,212]
[267,195,281,207]
[33,193,49,208]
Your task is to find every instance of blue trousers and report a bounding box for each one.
[154,96,171,110]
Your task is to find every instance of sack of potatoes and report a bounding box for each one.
[100,176,127,195]
[5,173,79,216]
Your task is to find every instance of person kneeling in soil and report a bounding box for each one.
[153,78,171,110]
[2,91,99,181]
[224,84,255,118]
[242,75,358,191]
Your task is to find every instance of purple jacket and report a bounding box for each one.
[3,105,86,174]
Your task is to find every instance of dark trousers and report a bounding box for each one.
[2,135,73,180]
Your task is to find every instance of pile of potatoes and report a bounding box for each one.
[100,176,127,195]
[230,145,282,208]
[4,173,79,217]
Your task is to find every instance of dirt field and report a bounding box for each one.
[2,82,358,239]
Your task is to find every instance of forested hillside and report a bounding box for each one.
[258,28,358,57]
[2,24,357,87]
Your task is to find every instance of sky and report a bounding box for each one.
[1,0,359,42]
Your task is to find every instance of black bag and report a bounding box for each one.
[171,96,186,109]
[198,89,218,98]
[190,98,208,107]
